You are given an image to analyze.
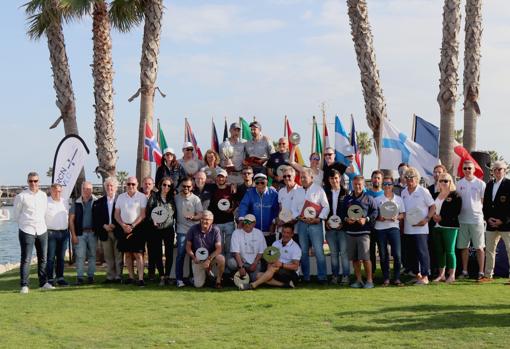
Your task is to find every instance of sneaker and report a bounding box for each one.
[75,278,84,286]
[40,282,55,291]
[415,279,429,286]
[137,280,145,287]
[239,283,253,291]
[477,275,492,283]
[87,277,95,284]
[350,281,364,289]
[176,280,186,288]
[57,279,69,286]
[159,278,165,287]
[20,286,29,294]
[48,279,55,286]
[363,282,375,289]
[341,276,350,284]
[288,280,295,289]
[458,271,469,279]
[330,276,339,285]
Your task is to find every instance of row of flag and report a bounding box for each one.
[143,113,483,183]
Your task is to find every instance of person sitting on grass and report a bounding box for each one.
[239,222,301,290]
[185,210,225,289]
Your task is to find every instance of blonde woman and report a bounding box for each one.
[289,147,324,186]
[431,173,462,283]
[201,149,222,184]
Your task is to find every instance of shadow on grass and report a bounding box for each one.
[333,304,510,332]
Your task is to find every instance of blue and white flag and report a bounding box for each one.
[414,115,439,157]
[380,118,439,183]
[334,115,351,166]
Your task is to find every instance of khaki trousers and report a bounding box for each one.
[101,232,123,280]
[484,230,510,277]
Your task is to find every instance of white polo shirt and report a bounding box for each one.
[374,194,405,230]
[457,177,485,224]
[45,197,69,230]
[230,228,267,264]
[278,183,301,211]
[291,183,330,220]
[116,191,147,225]
[273,238,301,264]
[14,189,48,235]
[402,186,434,235]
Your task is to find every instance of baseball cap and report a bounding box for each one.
[253,173,267,181]
[243,214,256,223]
[182,141,194,149]
[249,121,261,129]
[216,169,228,177]
[230,122,241,130]
[163,147,175,155]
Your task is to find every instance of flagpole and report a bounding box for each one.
[411,113,417,141]
[184,117,187,143]
[321,104,327,169]
[284,115,287,137]
[311,116,316,155]
[156,118,160,145]
[377,116,382,170]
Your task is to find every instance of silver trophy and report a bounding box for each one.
[222,141,235,169]
[289,132,301,145]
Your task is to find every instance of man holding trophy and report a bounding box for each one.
[219,122,246,185]
[244,121,275,175]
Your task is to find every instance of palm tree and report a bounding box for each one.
[454,129,463,143]
[462,0,482,152]
[437,0,462,173]
[116,170,128,192]
[346,0,388,151]
[24,0,85,190]
[356,131,372,175]
[488,150,504,163]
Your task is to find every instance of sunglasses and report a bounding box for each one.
[283,175,292,179]
[439,179,450,183]
[182,185,192,189]
[494,168,505,171]
[164,153,174,156]
[325,153,334,157]
[255,181,265,185]
[185,148,194,152]
[243,220,255,224]
[278,142,287,145]
[382,182,393,186]
[463,167,473,170]
[161,183,172,187]
[310,156,320,161]
[126,183,136,186]
[28,179,39,183]
[405,175,416,180]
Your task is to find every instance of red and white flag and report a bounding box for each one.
[452,141,484,179]
[144,121,162,165]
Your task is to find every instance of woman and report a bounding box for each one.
[374,175,405,286]
[432,172,462,283]
[201,149,222,184]
[289,148,323,186]
[324,169,349,284]
[401,167,435,285]
[155,148,186,191]
[146,177,176,286]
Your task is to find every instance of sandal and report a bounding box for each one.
[382,280,390,287]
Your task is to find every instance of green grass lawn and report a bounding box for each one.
[1,267,509,349]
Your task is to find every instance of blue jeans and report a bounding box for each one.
[408,234,430,277]
[297,220,327,281]
[325,229,350,277]
[19,230,48,287]
[175,233,188,281]
[75,233,97,279]
[376,228,402,280]
[47,229,69,281]
[216,222,235,258]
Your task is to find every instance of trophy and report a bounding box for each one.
[289,132,301,145]
[221,141,235,170]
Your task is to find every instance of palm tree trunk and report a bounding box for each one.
[346,0,388,151]
[438,0,461,173]
[92,1,117,181]
[462,0,482,152]
[135,0,164,183]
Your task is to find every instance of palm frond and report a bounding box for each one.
[59,0,94,23]
[109,0,143,33]
[23,0,60,39]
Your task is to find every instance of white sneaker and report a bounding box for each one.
[176,280,186,288]
[341,276,350,284]
[40,282,55,291]
[20,286,29,294]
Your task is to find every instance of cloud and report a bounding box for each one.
[162,4,285,43]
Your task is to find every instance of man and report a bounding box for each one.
[141,177,155,198]
[193,170,214,210]
[365,170,384,274]
[267,137,290,190]
[238,173,279,245]
[114,176,147,286]
[179,141,204,177]
[277,167,301,239]
[393,163,408,196]
[93,177,122,283]
[69,181,98,285]
[209,169,237,259]
[239,222,301,290]
[457,160,486,280]
[228,214,267,280]
[45,183,69,286]
[483,161,510,280]
[323,146,353,190]
[244,121,275,175]
[14,172,53,293]
[292,168,330,284]
[219,122,247,184]
[175,176,203,287]
[234,166,255,204]
[428,164,447,198]
[341,175,378,289]
[185,210,225,288]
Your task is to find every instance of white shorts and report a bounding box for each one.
[457,223,485,249]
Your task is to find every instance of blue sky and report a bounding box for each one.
[1,0,509,185]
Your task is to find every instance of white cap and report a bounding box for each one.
[253,173,267,181]
[163,147,175,155]
[242,214,256,223]
[217,169,228,177]
[182,142,194,149]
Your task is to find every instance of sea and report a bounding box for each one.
[0,207,19,265]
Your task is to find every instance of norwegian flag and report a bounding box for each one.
[349,115,362,174]
[144,121,162,165]
[185,118,203,160]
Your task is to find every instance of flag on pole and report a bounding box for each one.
[334,115,352,166]
[144,121,162,165]
[157,119,168,153]
[239,117,252,141]
[350,115,362,173]
[380,118,439,183]
[452,141,484,179]
[223,118,228,142]
[211,119,219,153]
[322,114,331,150]
[184,118,203,160]
[285,117,305,165]
[311,116,322,155]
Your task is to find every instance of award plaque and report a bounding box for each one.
[195,247,209,262]
[151,206,169,224]
[380,201,399,220]
[347,204,364,220]
[327,215,342,229]
[262,246,281,263]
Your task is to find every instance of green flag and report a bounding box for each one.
[157,119,168,152]
[314,117,322,155]
[240,117,252,141]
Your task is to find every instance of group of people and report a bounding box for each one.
[13,121,510,293]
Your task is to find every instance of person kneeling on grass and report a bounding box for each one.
[185,210,225,289]
[239,223,301,290]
